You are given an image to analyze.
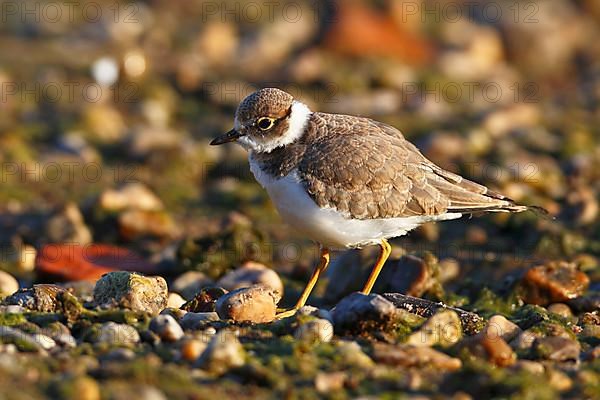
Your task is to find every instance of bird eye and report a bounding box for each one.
[257,117,275,130]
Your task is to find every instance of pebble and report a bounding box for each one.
[511,329,543,350]
[181,338,208,361]
[4,284,67,312]
[118,209,178,240]
[547,303,574,318]
[533,336,581,362]
[93,272,168,315]
[297,306,333,323]
[181,312,221,330]
[181,287,228,312]
[294,318,334,343]
[194,330,245,374]
[334,341,374,369]
[45,203,92,245]
[215,285,280,323]
[0,326,55,352]
[149,315,184,342]
[406,310,462,347]
[167,292,186,309]
[315,372,346,393]
[331,292,399,333]
[481,315,522,342]
[98,183,164,212]
[217,261,283,295]
[387,255,435,297]
[69,376,101,400]
[97,322,140,347]
[512,360,545,375]
[520,262,589,305]
[547,368,573,391]
[372,343,462,371]
[0,270,19,296]
[171,271,213,300]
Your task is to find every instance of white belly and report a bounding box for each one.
[249,157,461,249]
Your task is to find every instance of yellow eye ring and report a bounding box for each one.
[257,117,275,130]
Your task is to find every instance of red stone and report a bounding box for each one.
[35,243,158,282]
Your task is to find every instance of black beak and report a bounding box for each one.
[210,129,243,145]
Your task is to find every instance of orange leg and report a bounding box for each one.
[361,239,392,295]
[276,247,330,319]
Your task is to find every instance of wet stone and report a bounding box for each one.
[372,343,462,371]
[332,292,400,333]
[217,261,283,295]
[0,270,18,297]
[171,271,213,300]
[215,285,280,323]
[4,284,67,312]
[533,336,581,362]
[181,287,228,313]
[194,330,245,374]
[481,315,522,342]
[93,272,168,315]
[149,315,184,342]
[406,310,462,347]
[96,322,140,347]
[520,261,589,305]
[181,312,221,330]
[294,318,334,343]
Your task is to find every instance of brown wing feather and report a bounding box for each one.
[298,113,528,220]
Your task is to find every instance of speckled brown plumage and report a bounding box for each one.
[253,112,526,220]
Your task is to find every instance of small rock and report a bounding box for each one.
[4,284,66,312]
[512,360,545,375]
[167,293,186,309]
[0,326,54,352]
[215,285,280,323]
[481,315,522,342]
[181,312,221,330]
[547,368,573,391]
[93,272,168,315]
[119,209,178,240]
[334,341,374,369]
[101,348,136,362]
[45,203,92,245]
[406,310,462,347]
[387,255,435,297]
[172,271,213,300]
[568,293,600,313]
[181,287,228,312]
[331,292,399,333]
[97,322,140,347]
[459,334,516,367]
[181,338,208,361]
[217,261,283,295]
[149,315,184,342]
[297,306,333,322]
[98,183,164,212]
[69,376,101,400]
[372,343,462,371]
[0,270,18,296]
[295,318,334,343]
[547,303,574,318]
[533,336,580,362]
[195,330,245,374]
[315,372,346,393]
[511,329,543,350]
[520,262,589,305]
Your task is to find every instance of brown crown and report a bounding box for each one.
[236,88,294,123]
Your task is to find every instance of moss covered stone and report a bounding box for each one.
[93,272,168,315]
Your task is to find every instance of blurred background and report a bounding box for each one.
[0,0,599,305]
